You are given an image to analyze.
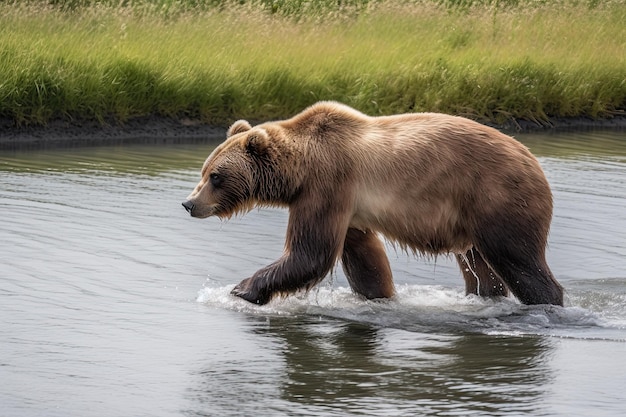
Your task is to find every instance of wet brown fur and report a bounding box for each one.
[184,102,564,306]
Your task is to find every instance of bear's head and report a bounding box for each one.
[182,120,299,219]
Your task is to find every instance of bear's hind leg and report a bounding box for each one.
[456,248,508,298]
[474,225,563,306]
[480,250,563,305]
[341,228,395,299]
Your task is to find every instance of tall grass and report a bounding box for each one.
[0,0,624,126]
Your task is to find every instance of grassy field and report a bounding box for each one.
[1,0,625,127]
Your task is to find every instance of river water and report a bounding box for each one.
[1,130,625,417]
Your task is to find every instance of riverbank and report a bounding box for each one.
[1,1,624,136]
[1,114,625,151]
[0,116,225,150]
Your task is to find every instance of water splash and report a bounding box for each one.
[197,283,624,341]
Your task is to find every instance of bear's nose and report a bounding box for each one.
[182,200,195,215]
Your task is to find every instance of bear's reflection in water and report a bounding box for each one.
[190,315,554,416]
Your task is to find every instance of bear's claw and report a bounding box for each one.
[231,279,270,305]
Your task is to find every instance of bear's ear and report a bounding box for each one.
[227,120,252,138]
[245,130,269,157]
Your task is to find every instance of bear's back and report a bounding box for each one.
[343,112,549,251]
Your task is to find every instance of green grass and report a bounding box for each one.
[1,0,625,127]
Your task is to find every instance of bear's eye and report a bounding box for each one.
[209,172,223,188]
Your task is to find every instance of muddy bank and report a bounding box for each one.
[0,116,228,151]
[487,115,626,134]
[1,114,625,150]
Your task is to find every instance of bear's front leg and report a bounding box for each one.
[230,248,338,305]
[341,228,395,299]
[231,198,351,305]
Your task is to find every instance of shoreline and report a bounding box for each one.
[1,114,625,151]
[0,116,227,151]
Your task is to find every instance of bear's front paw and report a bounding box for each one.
[231,278,271,305]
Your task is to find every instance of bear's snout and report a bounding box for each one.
[181,200,195,215]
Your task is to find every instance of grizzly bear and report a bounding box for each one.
[182,102,564,306]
